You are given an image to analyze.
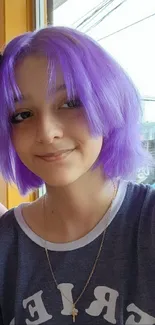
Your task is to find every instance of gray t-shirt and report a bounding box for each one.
[0,180,155,325]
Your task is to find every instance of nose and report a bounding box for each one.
[36,114,63,144]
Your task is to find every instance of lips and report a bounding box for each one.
[37,149,74,162]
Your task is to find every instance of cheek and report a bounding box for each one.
[69,110,90,133]
[74,123,103,159]
[68,112,103,152]
[77,137,103,172]
[12,127,32,155]
[88,138,103,158]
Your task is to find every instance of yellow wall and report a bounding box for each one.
[0,0,36,208]
[0,0,34,49]
[7,185,37,209]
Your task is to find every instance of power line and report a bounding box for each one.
[97,11,155,42]
[78,0,114,31]
[75,0,114,30]
[142,98,155,102]
[72,0,108,27]
[85,0,127,34]
[76,3,108,30]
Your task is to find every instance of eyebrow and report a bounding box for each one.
[13,84,66,103]
[13,94,31,104]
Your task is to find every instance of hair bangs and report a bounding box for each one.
[0,26,152,194]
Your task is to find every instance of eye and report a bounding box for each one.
[11,111,33,124]
[61,99,82,109]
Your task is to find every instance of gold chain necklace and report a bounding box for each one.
[43,180,117,323]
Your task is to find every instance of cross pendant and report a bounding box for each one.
[71,305,78,323]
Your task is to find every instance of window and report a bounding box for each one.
[36,0,155,187]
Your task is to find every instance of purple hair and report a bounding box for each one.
[0,26,150,194]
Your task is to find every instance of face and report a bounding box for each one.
[12,55,103,187]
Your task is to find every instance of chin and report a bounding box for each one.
[40,172,82,188]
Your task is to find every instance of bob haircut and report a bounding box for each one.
[0,26,149,195]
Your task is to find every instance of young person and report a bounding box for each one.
[0,26,155,325]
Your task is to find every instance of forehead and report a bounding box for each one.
[15,55,64,96]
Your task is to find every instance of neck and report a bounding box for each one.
[43,169,117,242]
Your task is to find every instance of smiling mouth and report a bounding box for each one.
[37,149,74,162]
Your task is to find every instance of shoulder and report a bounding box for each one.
[0,208,18,249]
[116,180,155,222]
[0,208,15,227]
[115,180,155,239]
[124,181,155,248]
[125,181,155,215]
